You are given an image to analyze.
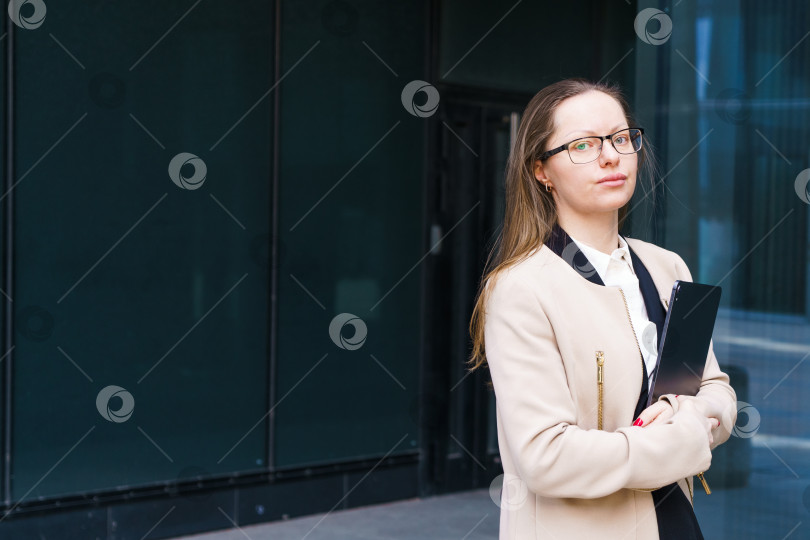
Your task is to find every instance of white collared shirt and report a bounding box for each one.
[567,233,658,390]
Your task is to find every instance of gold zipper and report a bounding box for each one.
[686,476,694,504]
[596,350,605,430]
[696,472,711,494]
[620,289,662,494]
[617,288,645,376]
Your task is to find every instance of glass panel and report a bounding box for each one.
[486,111,513,456]
[634,1,809,536]
[275,0,425,467]
[11,2,273,499]
[0,4,6,499]
[440,1,637,93]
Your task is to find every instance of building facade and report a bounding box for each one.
[0,0,808,538]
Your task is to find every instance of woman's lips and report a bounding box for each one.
[598,173,627,186]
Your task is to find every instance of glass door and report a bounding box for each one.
[423,95,522,494]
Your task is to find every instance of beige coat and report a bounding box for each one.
[484,235,738,539]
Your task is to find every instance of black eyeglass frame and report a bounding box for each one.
[538,127,645,163]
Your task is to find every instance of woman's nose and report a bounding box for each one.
[599,139,621,165]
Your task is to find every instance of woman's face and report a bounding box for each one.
[534,90,637,219]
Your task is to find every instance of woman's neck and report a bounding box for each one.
[558,212,620,256]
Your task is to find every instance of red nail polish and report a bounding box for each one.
[633,418,643,427]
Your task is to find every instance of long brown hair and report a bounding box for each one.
[467,78,658,372]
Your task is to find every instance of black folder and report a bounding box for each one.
[646,280,722,407]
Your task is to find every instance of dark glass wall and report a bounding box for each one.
[9,1,273,499]
[439,1,637,95]
[0,0,7,504]
[2,0,427,512]
[275,0,425,467]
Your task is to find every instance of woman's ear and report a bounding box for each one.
[533,160,548,184]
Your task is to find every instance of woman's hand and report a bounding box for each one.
[676,398,719,446]
[632,400,674,428]
[633,397,721,436]
[675,394,733,431]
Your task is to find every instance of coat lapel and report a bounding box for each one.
[544,221,667,345]
[544,221,605,286]
[544,222,669,417]
[627,242,668,348]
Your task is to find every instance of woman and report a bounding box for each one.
[467,78,737,539]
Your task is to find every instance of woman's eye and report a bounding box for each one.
[614,135,628,145]
[572,141,592,151]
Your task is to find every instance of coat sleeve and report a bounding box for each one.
[656,253,738,450]
[484,271,713,499]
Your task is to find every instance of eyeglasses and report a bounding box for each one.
[538,127,644,164]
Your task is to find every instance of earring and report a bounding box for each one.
[545,183,551,192]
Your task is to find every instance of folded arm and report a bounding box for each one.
[484,272,713,499]
[656,253,739,450]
